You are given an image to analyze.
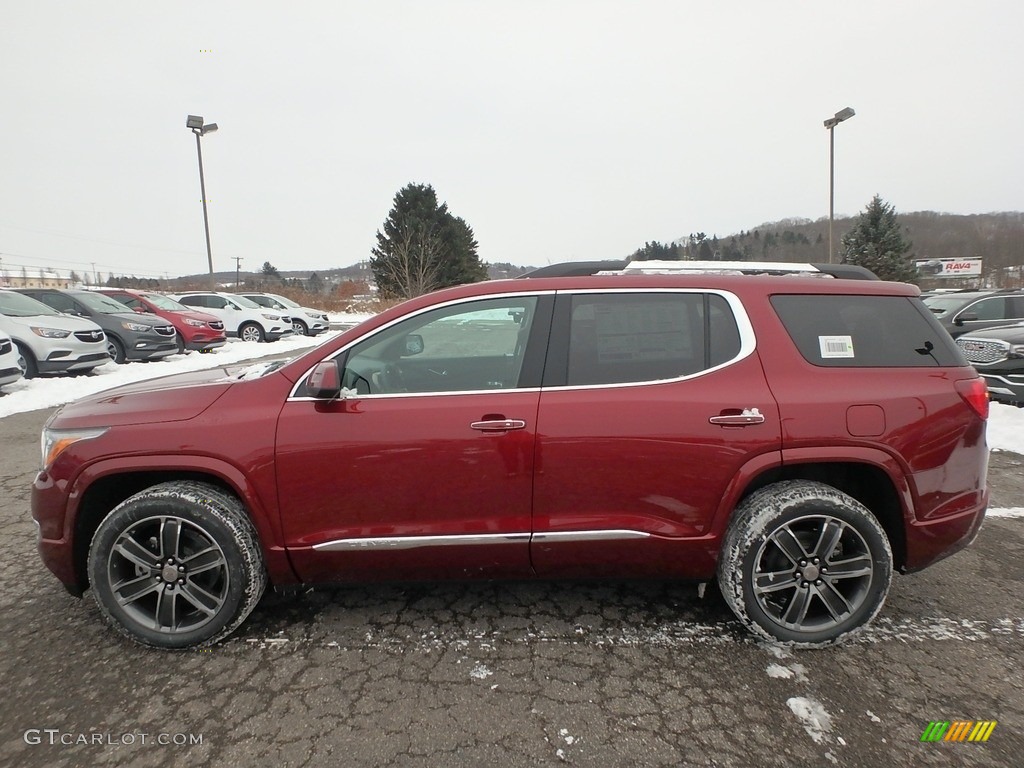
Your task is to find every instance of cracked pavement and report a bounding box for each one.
[1,407,1022,767]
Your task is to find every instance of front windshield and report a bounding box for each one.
[0,290,61,317]
[141,293,188,311]
[267,294,301,309]
[76,292,135,314]
[230,295,262,310]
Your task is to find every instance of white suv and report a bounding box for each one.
[0,289,109,378]
[238,293,330,336]
[171,292,292,343]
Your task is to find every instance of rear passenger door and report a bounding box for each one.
[530,290,782,578]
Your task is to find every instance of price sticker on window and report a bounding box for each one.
[819,335,855,358]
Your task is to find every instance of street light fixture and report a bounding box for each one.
[824,106,855,264]
[187,115,219,289]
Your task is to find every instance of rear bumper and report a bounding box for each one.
[902,496,988,573]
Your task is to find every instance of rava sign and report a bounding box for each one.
[915,258,983,278]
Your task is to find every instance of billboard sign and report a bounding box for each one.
[915,258,983,278]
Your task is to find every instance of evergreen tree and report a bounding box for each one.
[261,261,281,278]
[841,195,917,282]
[371,183,486,299]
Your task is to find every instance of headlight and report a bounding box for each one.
[1010,344,1024,358]
[40,427,108,469]
[31,327,71,339]
[262,314,282,322]
[121,321,150,332]
[184,318,205,327]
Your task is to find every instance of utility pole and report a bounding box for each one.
[233,256,243,290]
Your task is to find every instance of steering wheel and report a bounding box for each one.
[381,363,405,393]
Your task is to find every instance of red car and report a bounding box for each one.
[99,289,226,353]
[33,263,988,649]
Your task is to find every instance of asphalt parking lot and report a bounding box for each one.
[1,406,1022,768]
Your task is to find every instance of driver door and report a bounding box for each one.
[277,294,551,583]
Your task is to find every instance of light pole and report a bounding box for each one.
[187,115,219,289]
[823,106,855,263]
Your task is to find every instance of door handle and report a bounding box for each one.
[470,419,526,432]
[709,408,765,426]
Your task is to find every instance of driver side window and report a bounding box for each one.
[341,296,539,395]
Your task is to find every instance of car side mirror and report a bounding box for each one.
[403,334,424,357]
[308,360,341,398]
[955,313,978,326]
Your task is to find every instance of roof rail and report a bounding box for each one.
[522,260,879,280]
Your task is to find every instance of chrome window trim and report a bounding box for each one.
[311,529,651,552]
[287,287,755,401]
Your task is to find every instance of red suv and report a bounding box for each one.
[99,289,227,353]
[31,263,989,649]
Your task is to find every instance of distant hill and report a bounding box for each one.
[674,211,1024,283]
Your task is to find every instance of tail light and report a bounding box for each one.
[955,378,989,420]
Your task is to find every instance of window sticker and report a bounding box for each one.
[819,335,855,359]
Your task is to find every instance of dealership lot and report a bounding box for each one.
[0,406,1022,766]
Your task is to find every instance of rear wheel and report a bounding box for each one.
[718,480,892,647]
[87,481,266,648]
[15,342,38,378]
[239,322,265,343]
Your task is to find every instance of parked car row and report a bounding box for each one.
[0,288,332,385]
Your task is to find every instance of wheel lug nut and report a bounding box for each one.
[178,578,185,584]
[813,558,820,565]
[178,566,185,572]
[815,579,823,586]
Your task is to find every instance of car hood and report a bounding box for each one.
[960,324,1024,343]
[0,313,104,333]
[107,311,169,328]
[48,367,239,429]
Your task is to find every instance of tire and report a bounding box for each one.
[717,480,892,647]
[107,336,126,364]
[174,332,186,355]
[239,322,265,343]
[87,481,267,649]
[15,342,38,379]
[292,319,308,336]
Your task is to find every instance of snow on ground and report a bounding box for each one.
[987,402,1024,454]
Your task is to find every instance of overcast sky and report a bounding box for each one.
[2,1,1021,281]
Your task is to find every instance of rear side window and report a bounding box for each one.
[564,293,741,386]
[771,295,967,367]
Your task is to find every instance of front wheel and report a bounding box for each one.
[717,480,892,647]
[87,482,267,648]
[292,319,308,336]
[107,336,126,364]
[238,322,265,343]
[15,342,38,378]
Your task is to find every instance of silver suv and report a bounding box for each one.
[239,292,330,336]
[0,290,108,378]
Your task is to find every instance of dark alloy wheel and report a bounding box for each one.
[88,482,266,648]
[718,480,892,647]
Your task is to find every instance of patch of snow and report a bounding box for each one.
[866,710,881,723]
[987,403,1024,453]
[766,664,793,679]
[787,697,833,744]
[558,728,576,745]
[988,508,1024,519]
[469,663,493,680]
